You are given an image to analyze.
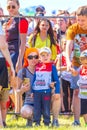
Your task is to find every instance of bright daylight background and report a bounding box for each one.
[0,0,87,16]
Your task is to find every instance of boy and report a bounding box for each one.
[71,50,87,127]
[32,47,60,126]
[66,6,87,126]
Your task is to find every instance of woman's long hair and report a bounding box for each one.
[32,18,56,47]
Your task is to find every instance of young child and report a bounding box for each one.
[32,47,60,126]
[71,50,87,127]
[56,36,73,114]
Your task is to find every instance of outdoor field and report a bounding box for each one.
[1,114,87,130]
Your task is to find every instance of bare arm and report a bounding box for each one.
[11,76,30,93]
[56,56,67,71]
[0,35,15,77]
[70,68,78,76]
[16,33,27,72]
[0,35,7,49]
[66,40,73,71]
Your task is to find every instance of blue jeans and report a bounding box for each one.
[71,66,79,89]
[11,52,19,69]
[33,91,51,125]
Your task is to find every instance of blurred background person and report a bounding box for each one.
[35,5,46,16]
[27,5,46,36]
[56,36,73,114]
[70,11,77,25]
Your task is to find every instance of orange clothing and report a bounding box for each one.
[23,48,39,67]
[66,23,87,40]
[66,23,87,67]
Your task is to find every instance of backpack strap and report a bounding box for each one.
[22,68,26,80]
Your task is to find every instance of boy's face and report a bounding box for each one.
[76,15,87,30]
[40,52,51,63]
[80,57,87,66]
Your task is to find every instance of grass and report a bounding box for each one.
[1,114,87,130]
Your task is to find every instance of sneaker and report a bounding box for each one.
[26,119,32,127]
[72,120,81,126]
[44,123,49,126]
[34,123,40,127]
[52,119,59,127]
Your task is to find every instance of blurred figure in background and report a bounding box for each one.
[70,11,77,25]
[35,5,46,16]
[56,36,73,114]
[27,5,46,36]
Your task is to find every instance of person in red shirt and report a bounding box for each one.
[4,0,28,72]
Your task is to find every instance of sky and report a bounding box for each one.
[0,0,87,15]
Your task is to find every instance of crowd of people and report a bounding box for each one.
[0,0,87,128]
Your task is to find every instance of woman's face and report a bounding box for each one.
[57,18,67,31]
[27,52,39,67]
[7,0,19,16]
[39,20,50,33]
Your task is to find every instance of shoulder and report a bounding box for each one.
[66,23,79,39]
[67,23,80,32]
[17,68,26,75]
[15,15,28,26]
[20,18,28,25]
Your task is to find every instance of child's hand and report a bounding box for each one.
[30,93,33,98]
[52,94,60,100]
[21,83,30,93]
[70,67,75,72]
[70,68,78,76]
[50,82,56,88]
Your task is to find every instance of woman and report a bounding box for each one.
[17,48,39,127]
[28,18,57,61]
[4,0,28,71]
[0,21,15,128]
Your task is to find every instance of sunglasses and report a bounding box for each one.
[7,5,16,10]
[27,55,39,60]
[36,9,43,13]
